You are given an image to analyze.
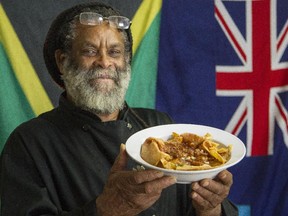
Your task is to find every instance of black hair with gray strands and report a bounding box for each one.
[43,2,133,88]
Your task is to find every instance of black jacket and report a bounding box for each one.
[0,95,238,216]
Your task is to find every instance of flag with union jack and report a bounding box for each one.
[157,0,288,215]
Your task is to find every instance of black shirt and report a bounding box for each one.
[0,95,238,216]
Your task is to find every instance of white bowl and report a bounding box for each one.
[126,124,246,184]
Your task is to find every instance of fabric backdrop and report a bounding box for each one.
[0,0,287,215]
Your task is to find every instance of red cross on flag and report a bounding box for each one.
[215,0,288,156]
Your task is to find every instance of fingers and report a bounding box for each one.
[122,173,176,211]
[133,170,164,184]
[215,170,233,187]
[190,170,233,211]
[145,175,176,193]
[136,174,176,194]
[120,170,176,194]
[101,144,177,215]
[191,181,223,208]
[192,170,232,195]
[110,144,128,173]
[199,170,232,197]
[98,169,176,216]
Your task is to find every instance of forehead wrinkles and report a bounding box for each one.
[74,23,125,46]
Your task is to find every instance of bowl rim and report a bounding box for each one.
[126,123,246,174]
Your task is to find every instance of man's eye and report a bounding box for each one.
[109,49,122,57]
[82,49,97,56]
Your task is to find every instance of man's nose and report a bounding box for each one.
[94,54,113,69]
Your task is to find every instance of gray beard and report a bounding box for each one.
[61,58,131,115]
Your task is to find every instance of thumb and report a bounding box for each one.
[110,143,128,173]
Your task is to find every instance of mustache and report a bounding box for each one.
[63,58,129,85]
[89,68,119,80]
[71,65,120,82]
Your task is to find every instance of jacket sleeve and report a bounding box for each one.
[221,198,239,216]
[0,131,96,216]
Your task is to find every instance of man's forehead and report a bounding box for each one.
[76,23,123,37]
[72,24,125,47]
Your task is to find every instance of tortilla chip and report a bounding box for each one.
[202,140,226,163]
[180,132,205,145]
[141,137,171,166]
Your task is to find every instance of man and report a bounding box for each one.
[0,2,238,216]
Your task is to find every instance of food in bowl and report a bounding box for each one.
[140,132,232,171]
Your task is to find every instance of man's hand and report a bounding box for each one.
[191,170,233,216]
[96,144,176,216]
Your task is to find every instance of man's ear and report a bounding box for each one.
[55,49,67,74]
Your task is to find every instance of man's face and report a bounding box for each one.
[60,22,131,115]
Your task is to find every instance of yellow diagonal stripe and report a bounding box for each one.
[0,5,53,115]
[131,0,162,54]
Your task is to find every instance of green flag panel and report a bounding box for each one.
[0,43,35,149]
[126,12,161,109]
